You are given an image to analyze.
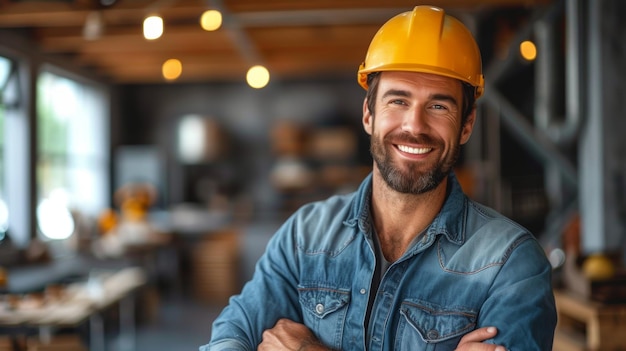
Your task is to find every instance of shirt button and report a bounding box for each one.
[360,288,366,294]
[427,329,439,339]
[315,303,324,314]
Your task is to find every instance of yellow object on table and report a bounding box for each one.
[582,254,616,281]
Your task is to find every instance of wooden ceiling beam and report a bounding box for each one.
[0,0,551,84]
[37,24,236,53]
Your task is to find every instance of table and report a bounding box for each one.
[0,267,146,351]
[553,289,626,351]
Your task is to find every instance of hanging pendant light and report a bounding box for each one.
[246,65,270,89]
[200,9,222,31]
[143,15,163,40]
[162,59,183,81]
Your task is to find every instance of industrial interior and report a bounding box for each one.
[0,0,625,350]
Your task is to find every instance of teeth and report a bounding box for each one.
[398,145,431,155]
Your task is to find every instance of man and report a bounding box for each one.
[202,5,556,351]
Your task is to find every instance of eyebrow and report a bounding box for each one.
[430,93,459,107]
[381,89,459,107]
[381,89,410,100]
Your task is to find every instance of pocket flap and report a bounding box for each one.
[400,299,476,342]
[298,286,350,319]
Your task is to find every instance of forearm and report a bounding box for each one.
[297,339,334,351]
[200,338,250,351]
[258,318,337,351]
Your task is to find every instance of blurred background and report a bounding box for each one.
[0,0,625,350]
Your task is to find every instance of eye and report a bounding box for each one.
[431,104,448,110]
[390,99,407,106]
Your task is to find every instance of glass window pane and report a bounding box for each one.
[36,71,109,240]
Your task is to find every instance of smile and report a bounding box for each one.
[397,144,432,155]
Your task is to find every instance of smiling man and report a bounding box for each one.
[202,5,556,351]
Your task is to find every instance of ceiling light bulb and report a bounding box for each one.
[200,10,222,31]
[520,40,537,61]
[143,15,163,40]
[162,59,182,80]
[246,65,270,89]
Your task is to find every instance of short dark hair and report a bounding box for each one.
[364,72,476,126]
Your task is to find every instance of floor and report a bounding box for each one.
[135,297,223,351]
[106,294,224,351]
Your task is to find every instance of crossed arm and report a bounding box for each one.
[259,318,506,351]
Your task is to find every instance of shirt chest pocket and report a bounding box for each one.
[298,286,350,350]
[395,299,477,351]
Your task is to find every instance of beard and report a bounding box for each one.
[370,131,460,194]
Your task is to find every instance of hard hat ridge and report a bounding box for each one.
[357,5,484,99]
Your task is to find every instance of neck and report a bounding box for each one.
[370,169,448,262]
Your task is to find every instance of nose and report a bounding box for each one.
[401,107,430,135]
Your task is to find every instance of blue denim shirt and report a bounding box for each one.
[202,173,556,351]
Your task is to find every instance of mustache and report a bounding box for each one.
[384,132,439,146]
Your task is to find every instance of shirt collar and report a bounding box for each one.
[348,172,467,245]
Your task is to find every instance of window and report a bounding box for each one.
[0,56,14,239]
[36,70,109,240]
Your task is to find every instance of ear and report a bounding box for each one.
[362,98,373,135]
[459,108,477,145]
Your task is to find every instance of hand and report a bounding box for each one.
[455,327,506,351]
[258,318,331,351]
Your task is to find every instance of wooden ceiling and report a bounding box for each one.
[0,0,552,84]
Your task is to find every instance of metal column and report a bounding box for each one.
[579,0,626,255]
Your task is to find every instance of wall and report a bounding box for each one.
[114,78,371,220]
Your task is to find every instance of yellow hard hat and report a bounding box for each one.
[357,5,484,99]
